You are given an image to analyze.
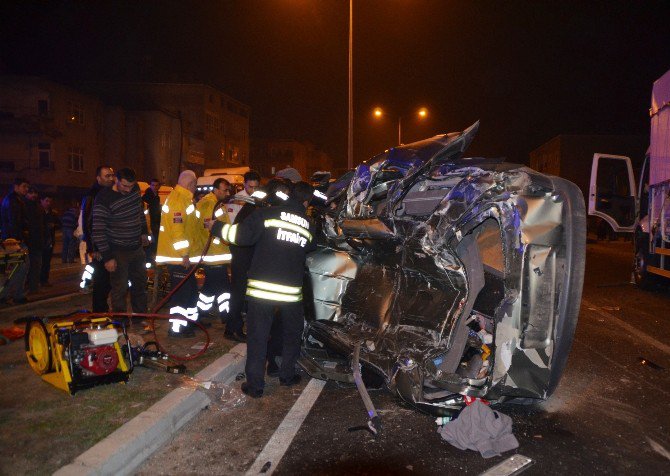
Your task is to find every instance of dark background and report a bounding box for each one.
[2,0,669,169]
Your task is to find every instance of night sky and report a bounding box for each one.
[2,1,670,170]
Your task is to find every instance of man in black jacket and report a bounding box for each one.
[211,181,316,398]
[81,165,115,311]
[142,178,161,263]
[24,187,45,293]
[1,177,29,242]
[0,177,30,303]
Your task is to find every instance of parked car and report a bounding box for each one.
[300,122,586,418]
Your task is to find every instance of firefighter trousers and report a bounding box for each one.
[245,298,304,392]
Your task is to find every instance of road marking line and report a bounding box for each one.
[582,298,670,356]
[245,378,326,475]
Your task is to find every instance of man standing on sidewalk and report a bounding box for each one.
[0,177,30,304]
[81,166,114,311]
[40,194,59,287]
[92,167,149,316]
[142,178,162,264]
[24,187,45,294]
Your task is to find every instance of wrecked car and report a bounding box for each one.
[300,122,585,419]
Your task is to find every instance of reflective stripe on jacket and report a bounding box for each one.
[191,192,231,265]
[155,185,197,263]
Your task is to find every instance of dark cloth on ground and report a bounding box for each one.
[437,400,519,458]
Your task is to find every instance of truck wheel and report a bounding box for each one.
[633,242,654,290]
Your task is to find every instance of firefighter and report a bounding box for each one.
[156,170,199,337]
[193,178,232,324]
[209,181,316,398]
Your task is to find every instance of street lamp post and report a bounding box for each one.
[373,107,428,145]
[348,0,353,170]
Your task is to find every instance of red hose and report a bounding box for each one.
[59,203,226,362]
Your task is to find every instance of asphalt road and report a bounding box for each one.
[136,240,670,475]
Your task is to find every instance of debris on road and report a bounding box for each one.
[437,400,519,458]
[479,454,534,476]
[639,357,665,371]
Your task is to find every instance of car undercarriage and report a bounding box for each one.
[300,122,586,417]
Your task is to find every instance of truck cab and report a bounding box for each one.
[589,68,670,287]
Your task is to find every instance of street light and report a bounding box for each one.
[373,107,429,145]
[348,0,353,171]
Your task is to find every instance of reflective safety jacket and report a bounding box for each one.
[212,200,316,302]
[156,185,197,264]
[192,192,231,265]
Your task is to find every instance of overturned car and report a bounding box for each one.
[300,122,585,418]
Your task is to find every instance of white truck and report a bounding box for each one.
[589,69,670,287]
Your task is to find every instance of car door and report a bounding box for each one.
[588,153,637,232]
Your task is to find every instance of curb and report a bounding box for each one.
[54,343,247,476]
[4,291,82,314]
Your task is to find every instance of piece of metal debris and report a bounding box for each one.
[639,357,665,370]
[479,454,534,476]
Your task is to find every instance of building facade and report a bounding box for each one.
[0,75,105,205]
[85,82,250,181]
[252,139,333,181]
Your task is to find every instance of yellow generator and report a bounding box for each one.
[24,316,132,395]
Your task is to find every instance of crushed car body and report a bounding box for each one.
[300,122,586,415]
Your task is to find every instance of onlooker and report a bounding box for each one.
[40,194,59,287]
[92,167,149,316]
[60,201,79,263]
[24,187,45,293]
[0,177,30,303]
[81,165,115,311]
[1,177,30,242]
[142,178,161,263]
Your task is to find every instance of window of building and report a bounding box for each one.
[38,142,52,169]
[68,147,84,172]
[37,99,49,116]
[67,102,85,125]
[228,145,239,164]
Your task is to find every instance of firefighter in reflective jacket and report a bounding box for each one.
[192,178,232,323]
[156,170,199,337]
[210,181,316,398]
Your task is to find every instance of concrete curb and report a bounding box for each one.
[54,343,247,476]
